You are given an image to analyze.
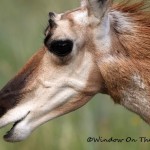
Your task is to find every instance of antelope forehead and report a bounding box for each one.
[53,20,75,40]
[72,10,89,24]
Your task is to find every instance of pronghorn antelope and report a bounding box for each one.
[0,0,150,142]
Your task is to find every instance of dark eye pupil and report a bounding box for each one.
[48,40,73,57]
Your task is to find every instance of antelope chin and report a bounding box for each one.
[3,111,31,142]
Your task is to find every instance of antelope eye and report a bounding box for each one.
[48,40,73,57]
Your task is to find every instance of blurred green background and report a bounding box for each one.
[0,0,150,150]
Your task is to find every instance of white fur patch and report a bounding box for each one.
[94,15,111,53]
[0,101,32,128]
[121,73,150,123]
[109,11,133,32]
[73,10,88,24]
[132,74,146,89]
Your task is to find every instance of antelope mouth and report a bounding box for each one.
[3,111,30,142]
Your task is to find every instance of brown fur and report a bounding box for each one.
[96,0,150,122]
[112,0,150,58]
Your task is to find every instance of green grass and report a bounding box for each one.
[0,0,150,150]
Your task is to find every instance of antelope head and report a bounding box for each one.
[0,0,150,142]
[0,0,110,142]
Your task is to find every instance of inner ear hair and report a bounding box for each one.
[88,0,112,19]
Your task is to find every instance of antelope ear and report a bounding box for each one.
[87,0,112,19]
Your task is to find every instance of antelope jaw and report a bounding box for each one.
[2,111,30,142]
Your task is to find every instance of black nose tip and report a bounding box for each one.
[49,12,55,18]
